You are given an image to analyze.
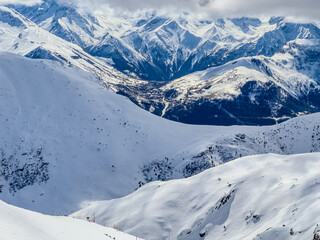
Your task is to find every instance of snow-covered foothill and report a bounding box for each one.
[2,52,320,216]
[0,200,142,240]
[73,153,320,240]
[0,52,229,214]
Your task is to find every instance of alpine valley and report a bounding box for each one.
[1,1,320,240]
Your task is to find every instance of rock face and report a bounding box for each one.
[0,147,48,194]
[140,115,320,182]
[314,225,320,240]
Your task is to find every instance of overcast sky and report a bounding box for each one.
[1,0,320,20]
[0,0,42,5]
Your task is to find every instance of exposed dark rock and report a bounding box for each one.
[0,147,49,194]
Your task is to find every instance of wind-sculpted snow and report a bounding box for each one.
[73,153,320,240]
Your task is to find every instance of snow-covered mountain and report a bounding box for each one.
[73,152,320,240]
[9,0,102,48]
[0,5,145,89]
[11,1,320,82]
[0,52,213,215]
[109,29,320,125]
[1,3,320,239]
[132,39,320,125]
[2,52,320,216]
[0,200,142,240]
[4,0,320,125]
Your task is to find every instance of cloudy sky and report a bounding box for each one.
[0,0,42,5]
[1,0,320,19]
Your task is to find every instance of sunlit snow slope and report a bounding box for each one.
[2,52,320,216]
[0,52,229,214]
[73,153,320,240]
[0,200,142,240]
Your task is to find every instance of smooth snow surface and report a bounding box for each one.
[0,200,142,240]
[73,153,320,240]
[0,52,226,214]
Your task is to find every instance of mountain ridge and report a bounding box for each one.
[2,52,320,215]
[73,152,320,240]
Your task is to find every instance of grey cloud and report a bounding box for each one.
[58,0,320,19]
[214,0,320,18]
[199,0,210,7]
[3,0,320,19]
[0,0,42,5]
[59,0,209,11]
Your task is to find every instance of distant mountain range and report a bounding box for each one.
[2,0,320,125]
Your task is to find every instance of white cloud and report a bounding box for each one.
[59,0,320,20]
[0,0,42,6]
[2,0,320,20]
[213,0,320,18]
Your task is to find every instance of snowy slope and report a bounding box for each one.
[0,52,233,215]
[72,153,320,240]
[2,52,320,216]
[0,200,142,240]
[0,52,212,215]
